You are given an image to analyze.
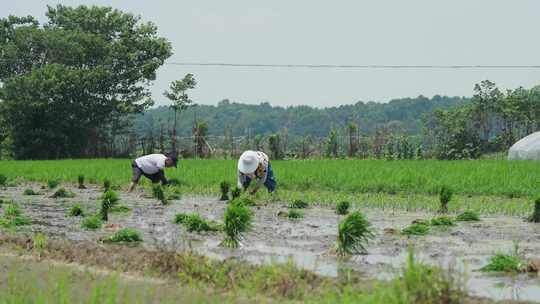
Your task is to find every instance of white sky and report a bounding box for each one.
[5,0,540,107]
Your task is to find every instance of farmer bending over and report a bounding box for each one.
[237,150,276,194]
[128,153,178,192]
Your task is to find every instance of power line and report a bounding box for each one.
[165,62,540,69]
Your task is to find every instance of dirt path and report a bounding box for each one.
[1,183,539,302]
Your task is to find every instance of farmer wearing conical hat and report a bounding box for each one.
[237,150,276,194]
[128,152,178,192]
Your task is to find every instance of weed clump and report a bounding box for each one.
[335,201,350,215]
[480,253,525,272]
[23,188,39,196]
[221,202,253,248]
[152,184,168,205]
[100,190,119,221]
[337,211,374,256]
[69,204,84,217]
[77,175,86,189]
[81,215,102,230]
[108,228,142,243]
[231,187,241,200]
[174,213,220,232]
[288,209,304,219]
[430,216,456,226]
[439,185,453,213]
[47,179,59,189]
[0,174,6,186]
[290,199,308,209]
[527,197,540,223]
[456,210,480,222]
[220,181,230,201]
[402,223,430,236]
[51,188,75,198]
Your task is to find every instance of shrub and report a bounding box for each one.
[47,179,59,189]
[402,223,430,236]
[81,215,102,230]
[456,210,480,222]
[439,186,453,213]
[69,204,84,217]
[23,188,39,196]
[288,209,303,219]
[174,213,219,233]
[480,253,525,272]
[337,211,374,256]
[231,187,242,200]
[221,202,253,248]
[430,216,456,226]
[51,188,75,198]
[0,174,6,186]
[335,201,350,215]
[108,228,142,243]
[289,199,308,209]
[527,197,540,223]
[220,181,230,201]
[77,175,86,189]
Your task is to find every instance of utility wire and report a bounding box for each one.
[165,62,540,69]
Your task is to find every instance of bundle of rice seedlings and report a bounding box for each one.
[402,223,430,236]
[288,209,304,219]
[69,204,84,217]
[335,201,351,215]
[231,187,242,200]
[430,216,456,226]
[289,199,308,209]
[108,228,142,243]
[230,196,256,207]
[152,184,168,205]
[51,188,75,198]
[100,190,119,221]
[336,211,374,256]
[167,178,181,186]
[77,175,86,189]
[103,179,111,192]
[174,213,220,232]
[81,215,102,230]
[23,188,39,196]
[47,179,59,189]
[480,253,525,272]
[221,202,253,248]
[220,181,230,201]
[439,186,453,213]
[0,174,6,186]
[456,210,480,222]
[527,197,540,223]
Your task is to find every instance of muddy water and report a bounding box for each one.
[1,184,539,302]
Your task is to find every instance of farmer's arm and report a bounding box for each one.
[237,171,244,189]
[158,170,168,185]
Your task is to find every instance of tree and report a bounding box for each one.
[0,5,172,159]
[268,134,284,160]
[193,120,211,158]
[163,73,197,154]
[325,128,339,158]
[347,122,359,157]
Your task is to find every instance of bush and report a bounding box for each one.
[220,181,230,201]
[108,228,142,243]
[439,186,453,213]
[47,179,59,189]
[77,175,86,189]
[335,201,350,215]
[289,199,308,209]
[23,189,39,196]
[430,216,456,226]
[221,202,253,248]
[51,188,75,198]
[288,209,304,219]
[337,211,374,256]
[402,223,430,236]
[81,215,102,230]
[527,197,540,223]
[456,210,480,222]
[0,174,6,186]
[69,204,84,217]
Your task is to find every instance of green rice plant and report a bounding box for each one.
[0,203,31,228]
[47,179,59,189]
[0,174,6,186]
[289,199,308,209]
[77,174,86,189]
[221,202,253,248]
[23,188,39,195]
[100,191,119,221]
[231,187,242,200]
[430,216,456,226]
[230,195,256,207]
[402,223,430,236]
[174,213,189,224]
[81,215,102,230]
[167,178,181,186]
[480,253,525,272]
[69,204,85,217]
[166,186,182,200]
[335,201,350,215]
[152,184,168,205]
[287,209,303,219]
[336,211,374,256]
[107,228,142,243]
[439,185,453,213]
[109,204,131,213]
[456,210,480,222]
[51,188,75,198]
[174,213,219,232]
[220,181,230,201]
[103,179,111,192]
[527,197,540,223]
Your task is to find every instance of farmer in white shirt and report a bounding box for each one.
[237,150,276,194]
[128,153,178,192]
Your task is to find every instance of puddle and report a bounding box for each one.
[1,183,540,302]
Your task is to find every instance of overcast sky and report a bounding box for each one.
[6,0,540,107]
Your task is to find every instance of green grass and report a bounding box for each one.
[336,211,374,256]
[456,210,480,222]
[107,228,142,243]
[480,253,525,273]
[430,216,456,226]
[402,223,430,236]
[173,213,220,232]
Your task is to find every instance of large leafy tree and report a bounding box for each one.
[0,5,172,159]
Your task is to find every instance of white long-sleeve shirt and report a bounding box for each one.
[237,151,269,189]
[135,154,167,174]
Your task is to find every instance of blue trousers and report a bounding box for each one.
[242,164,276,193]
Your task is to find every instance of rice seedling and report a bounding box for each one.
[290,199,308,209]
[107,228,142,243]
[173,213,220,232]
[152,184,168,205]
[0,202,31,228]
[69,204,84,217]
[220,181,230,201]
[430,216,456,226]
[167,178,181,186]
[439,185,453,213]
[527,197,540,223]
[166,186,182,200]
[0,174,6,186]
[221,202,253,248]
[287,209,304,219]
[231,187,242,200]
[51,188,75,198]
[23,188,39,195]
[402,223,430,236]
[480,253,525,272]
[456,210,480,222]
[336,211,374,256]
[77,174,86,189]
[335,201,350,215]
[100,190,119,221]
[103,179,111,192]
[47,179,59,189]
[81,215,102,230]
[230,195,256,207]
